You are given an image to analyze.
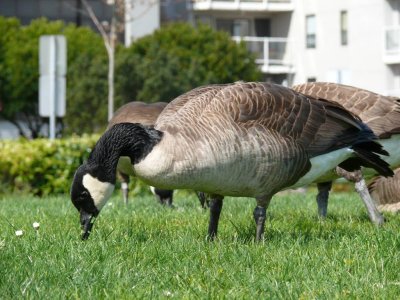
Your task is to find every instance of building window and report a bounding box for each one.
[306,15,316,48]
[340,11,348,46]
[216,19,249,37]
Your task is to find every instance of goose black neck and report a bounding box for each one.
[87,123,163,183]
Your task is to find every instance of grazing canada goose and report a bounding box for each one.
[292,82,400,223]
[71,81,393,241]
[107,101,173,206]
[368,167,400,213]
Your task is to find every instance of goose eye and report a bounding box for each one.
[79,191,89,201]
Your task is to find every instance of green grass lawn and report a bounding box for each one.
[0,189,399,299]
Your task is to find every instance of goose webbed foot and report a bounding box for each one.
[336,167,384,225]
[207,196,223,240]
[316,182,332,218]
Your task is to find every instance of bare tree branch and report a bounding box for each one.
[81,0,112,53]
[79,0,165,120]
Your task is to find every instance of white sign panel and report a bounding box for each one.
[39,35,66,76]
[39,35,66,118]
[39,76,66,117]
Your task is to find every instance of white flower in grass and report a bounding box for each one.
[15,230,23,237]
[163,291,173,297]
[32,222,40,230]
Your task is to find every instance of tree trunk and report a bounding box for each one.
[82,0,115,122]
[107,15,116,121]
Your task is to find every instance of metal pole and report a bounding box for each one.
[49,36,56,140]
[107,4,116,121]
[264,38,269,70]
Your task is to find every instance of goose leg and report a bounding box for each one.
[154,188,174,207]
[118,171,130,205]
[197,191,210,209]
[150,187,174,207]
[336,167,384,225]
[254,196,272,241]
[316,181,333,218]
[208,195,224,240]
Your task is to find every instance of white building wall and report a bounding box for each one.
[290,0,390,95]
[125,0,160,46]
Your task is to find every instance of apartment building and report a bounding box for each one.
[0,0,113,32]
[291,0,400,96]
[125,0,400,96]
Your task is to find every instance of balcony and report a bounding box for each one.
[384,26,400,64]
[233,36,294,74]
[385,89,400,97]
[192,0,294,12]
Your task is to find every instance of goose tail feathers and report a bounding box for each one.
[354,143,393,177]
[343,141,394,177]
[339,121,394,178]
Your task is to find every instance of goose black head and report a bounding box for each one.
[71,163,115,240]
[70,123,163,240]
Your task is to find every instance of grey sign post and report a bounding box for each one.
[39,35,66,139]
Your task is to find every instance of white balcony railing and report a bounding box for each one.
[192,0,294,12]
[233,36,293,74]
[384,26,400,64]
[385,89,400,97]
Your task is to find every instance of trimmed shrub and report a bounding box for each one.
[0,17,109,137]
[0,135,154,198]
[116,22,262,104]
[0,135,98,195]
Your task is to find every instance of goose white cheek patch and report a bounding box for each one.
[83,174,115,211]
[149,186,156,195]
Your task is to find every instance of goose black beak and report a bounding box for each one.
[80,209,95,240]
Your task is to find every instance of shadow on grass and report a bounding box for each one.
[88,205,384,245]
[225,212,378,245]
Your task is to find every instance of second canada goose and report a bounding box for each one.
[71,82,393,241]
[368,167,400,213]
[292,82,400,223]
[107,101,173,206]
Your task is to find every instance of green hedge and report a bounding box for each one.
[0,135,99,195]
[0,135,157,198]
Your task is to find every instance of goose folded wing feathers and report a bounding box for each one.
[189,82,381,158]
[368,167,400,207]
[293,82,400,138]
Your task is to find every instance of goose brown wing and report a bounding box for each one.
[158,81,378,157]
[211,82,373,157]
[156,84,228,130]
[292,82,400,138]
[108,102,167,128]
[368,168,400,205]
